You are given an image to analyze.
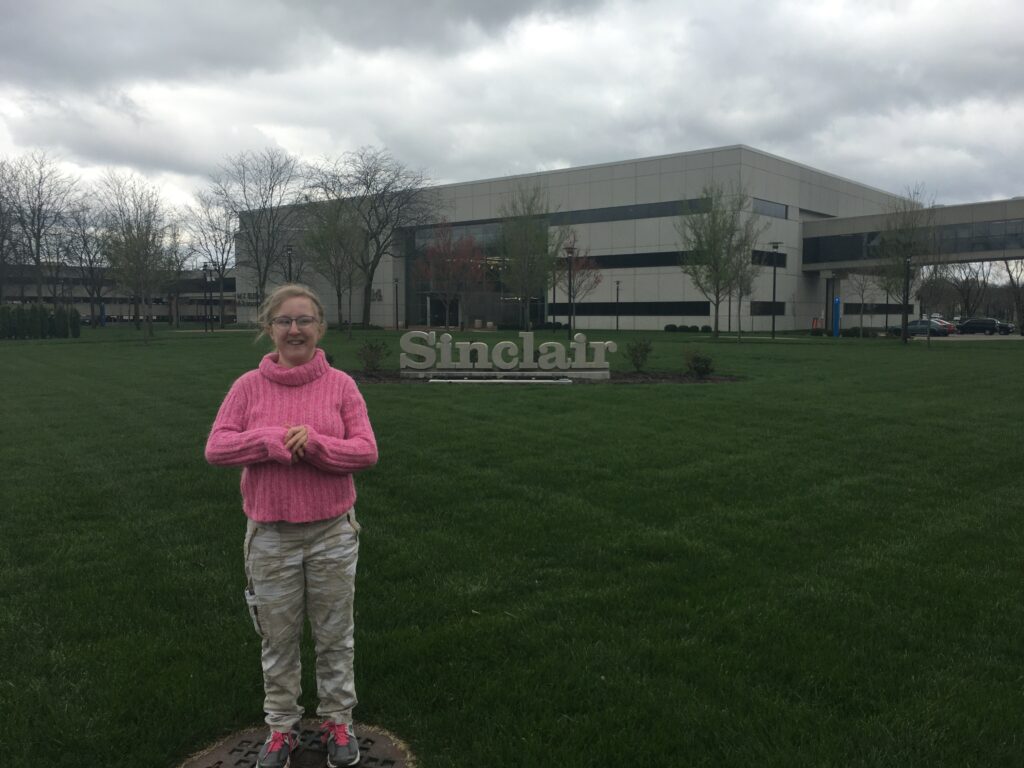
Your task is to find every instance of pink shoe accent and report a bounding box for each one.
[320,720,351,745]
[266,730,296,753]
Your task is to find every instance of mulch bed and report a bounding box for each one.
[606,371,739,384]
[347,370,739,385]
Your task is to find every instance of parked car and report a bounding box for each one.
[998,320,1016,334]
[906,319,949,337]
[932,318,957,335]
[957,317,1009,335]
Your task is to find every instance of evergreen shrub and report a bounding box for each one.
[625,339,653,372]
[685,350,714,379]
[356,340,389,372]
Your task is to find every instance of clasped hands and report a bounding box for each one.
[284,425,309,463]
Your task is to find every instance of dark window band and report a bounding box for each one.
[550,301,710,317]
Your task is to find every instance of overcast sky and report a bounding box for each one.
[1,0,1020,206]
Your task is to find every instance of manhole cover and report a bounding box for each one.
[180,721,415,768]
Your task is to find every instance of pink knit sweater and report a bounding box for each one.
[205,348,378,523]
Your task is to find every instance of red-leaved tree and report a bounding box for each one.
[415,221,484,329]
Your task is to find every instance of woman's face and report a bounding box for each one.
[268,296,324,368]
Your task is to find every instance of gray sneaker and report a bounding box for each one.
[320,720,360,767]
[256,727,298,768]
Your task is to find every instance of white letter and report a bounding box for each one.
[570,333,588,368]
[519,332,538,369]
[537,342,569,370]
[438,333,455,368]
[492,341,519,370]
[400,331,436,370]
[588,340,616,369]
[454,341,491,369]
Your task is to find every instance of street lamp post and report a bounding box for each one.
[768,241,783,339]
[615,280,621,331]
[564,242,576,341]
[284,245,294,283]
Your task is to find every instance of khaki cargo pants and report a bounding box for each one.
[243,510,360,731]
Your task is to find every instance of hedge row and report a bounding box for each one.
[0,304,81,340]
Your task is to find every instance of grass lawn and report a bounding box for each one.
[1,326,1022,767]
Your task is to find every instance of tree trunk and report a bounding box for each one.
[361,283,372,327]
[736,293,742,342]
[336,287,344,330]
[347,288,354,340]
[219,277,226,328]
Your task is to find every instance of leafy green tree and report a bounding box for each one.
[675,183,765,338]
[498,185,571,330]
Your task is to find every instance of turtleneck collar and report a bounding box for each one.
[259,347,329,386]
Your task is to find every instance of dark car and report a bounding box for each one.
[906,319,949,337]
[957,317,1009,335]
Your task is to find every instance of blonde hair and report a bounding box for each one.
[256,283,326,341]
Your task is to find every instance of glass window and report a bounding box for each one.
[752,198,788,219]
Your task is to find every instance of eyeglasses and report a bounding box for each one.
[270,315,318,329]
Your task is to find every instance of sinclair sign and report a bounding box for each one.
[399,331,617,380]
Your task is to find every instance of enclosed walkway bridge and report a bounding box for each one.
[801,197,1024,274]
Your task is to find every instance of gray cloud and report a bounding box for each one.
[0,0,602,89]
[0,0,1020,205]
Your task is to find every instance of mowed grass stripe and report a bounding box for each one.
[0,329,1021,767]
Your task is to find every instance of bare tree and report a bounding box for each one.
[675,183,766,338]
[161,221,191,328]
[309,147,432,327]
[209,147,304,307]
[947,260,991,318]
[65,198,109,325]
[552,231,603,332]
[186,191,235,328]
[98,171,173,339]
[304,198,366,336]
[1003,259,1024,335]
[847,270,876,336]
[0,159,17,303]
[876,184,937,343]
[414,219,485,330]
[10,151,77,305]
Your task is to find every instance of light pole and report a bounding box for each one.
[615,280,621,331]
[564,242,576,341]
[284,245,294,283]
[768,241,782,339]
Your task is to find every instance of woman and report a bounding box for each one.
[205,284,378,768]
